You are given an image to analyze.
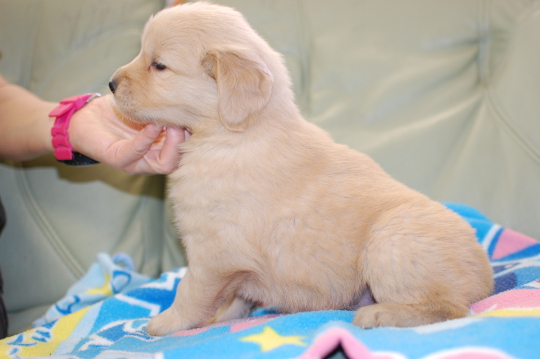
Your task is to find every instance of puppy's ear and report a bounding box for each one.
[202,45,273,132]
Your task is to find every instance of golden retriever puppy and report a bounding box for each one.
[109,2,493,336]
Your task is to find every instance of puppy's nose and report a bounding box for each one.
[109,79,118,94]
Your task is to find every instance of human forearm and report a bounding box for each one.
[0,74,186,173]
[0,76,56,161]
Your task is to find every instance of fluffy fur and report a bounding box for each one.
[110,2,493,336]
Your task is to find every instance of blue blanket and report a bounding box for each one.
[2,203,539,359]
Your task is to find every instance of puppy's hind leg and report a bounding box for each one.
[353,259,470,328]
[354,222,472,328]
[353,300,468,328]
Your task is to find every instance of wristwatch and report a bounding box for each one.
[49,94,101,166]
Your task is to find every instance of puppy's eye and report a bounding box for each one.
[152,61,167,71]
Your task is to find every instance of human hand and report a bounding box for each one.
[68,94,188,174]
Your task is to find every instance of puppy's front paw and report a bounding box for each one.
[146,309,192,336]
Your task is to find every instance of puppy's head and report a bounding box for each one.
[110,2,279,133]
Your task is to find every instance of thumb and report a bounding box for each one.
[130,124,164,156]
[111,124,163,168]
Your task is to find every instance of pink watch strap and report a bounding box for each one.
[50,94,95,160]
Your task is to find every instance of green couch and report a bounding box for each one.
[1,0,539,336]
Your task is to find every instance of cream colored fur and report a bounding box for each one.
[110,2,494,336]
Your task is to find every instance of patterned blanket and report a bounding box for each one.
[1,203,539,359]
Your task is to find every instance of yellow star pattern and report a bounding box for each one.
[240,326,307,352]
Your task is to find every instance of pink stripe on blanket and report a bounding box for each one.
[422,347,515,359]
[470,289,540,314]
[491,229,538,260]
[299,327,374,359]
[230,314,281,333]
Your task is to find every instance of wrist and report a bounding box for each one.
[49,94,101,166]
[42,101,58,152]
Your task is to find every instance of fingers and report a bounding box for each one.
[119,124,186,175]
[108,124,163,173]
[133,124,164,155]
[154,126,185,174]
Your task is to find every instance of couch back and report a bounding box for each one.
[1,0,539,334]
